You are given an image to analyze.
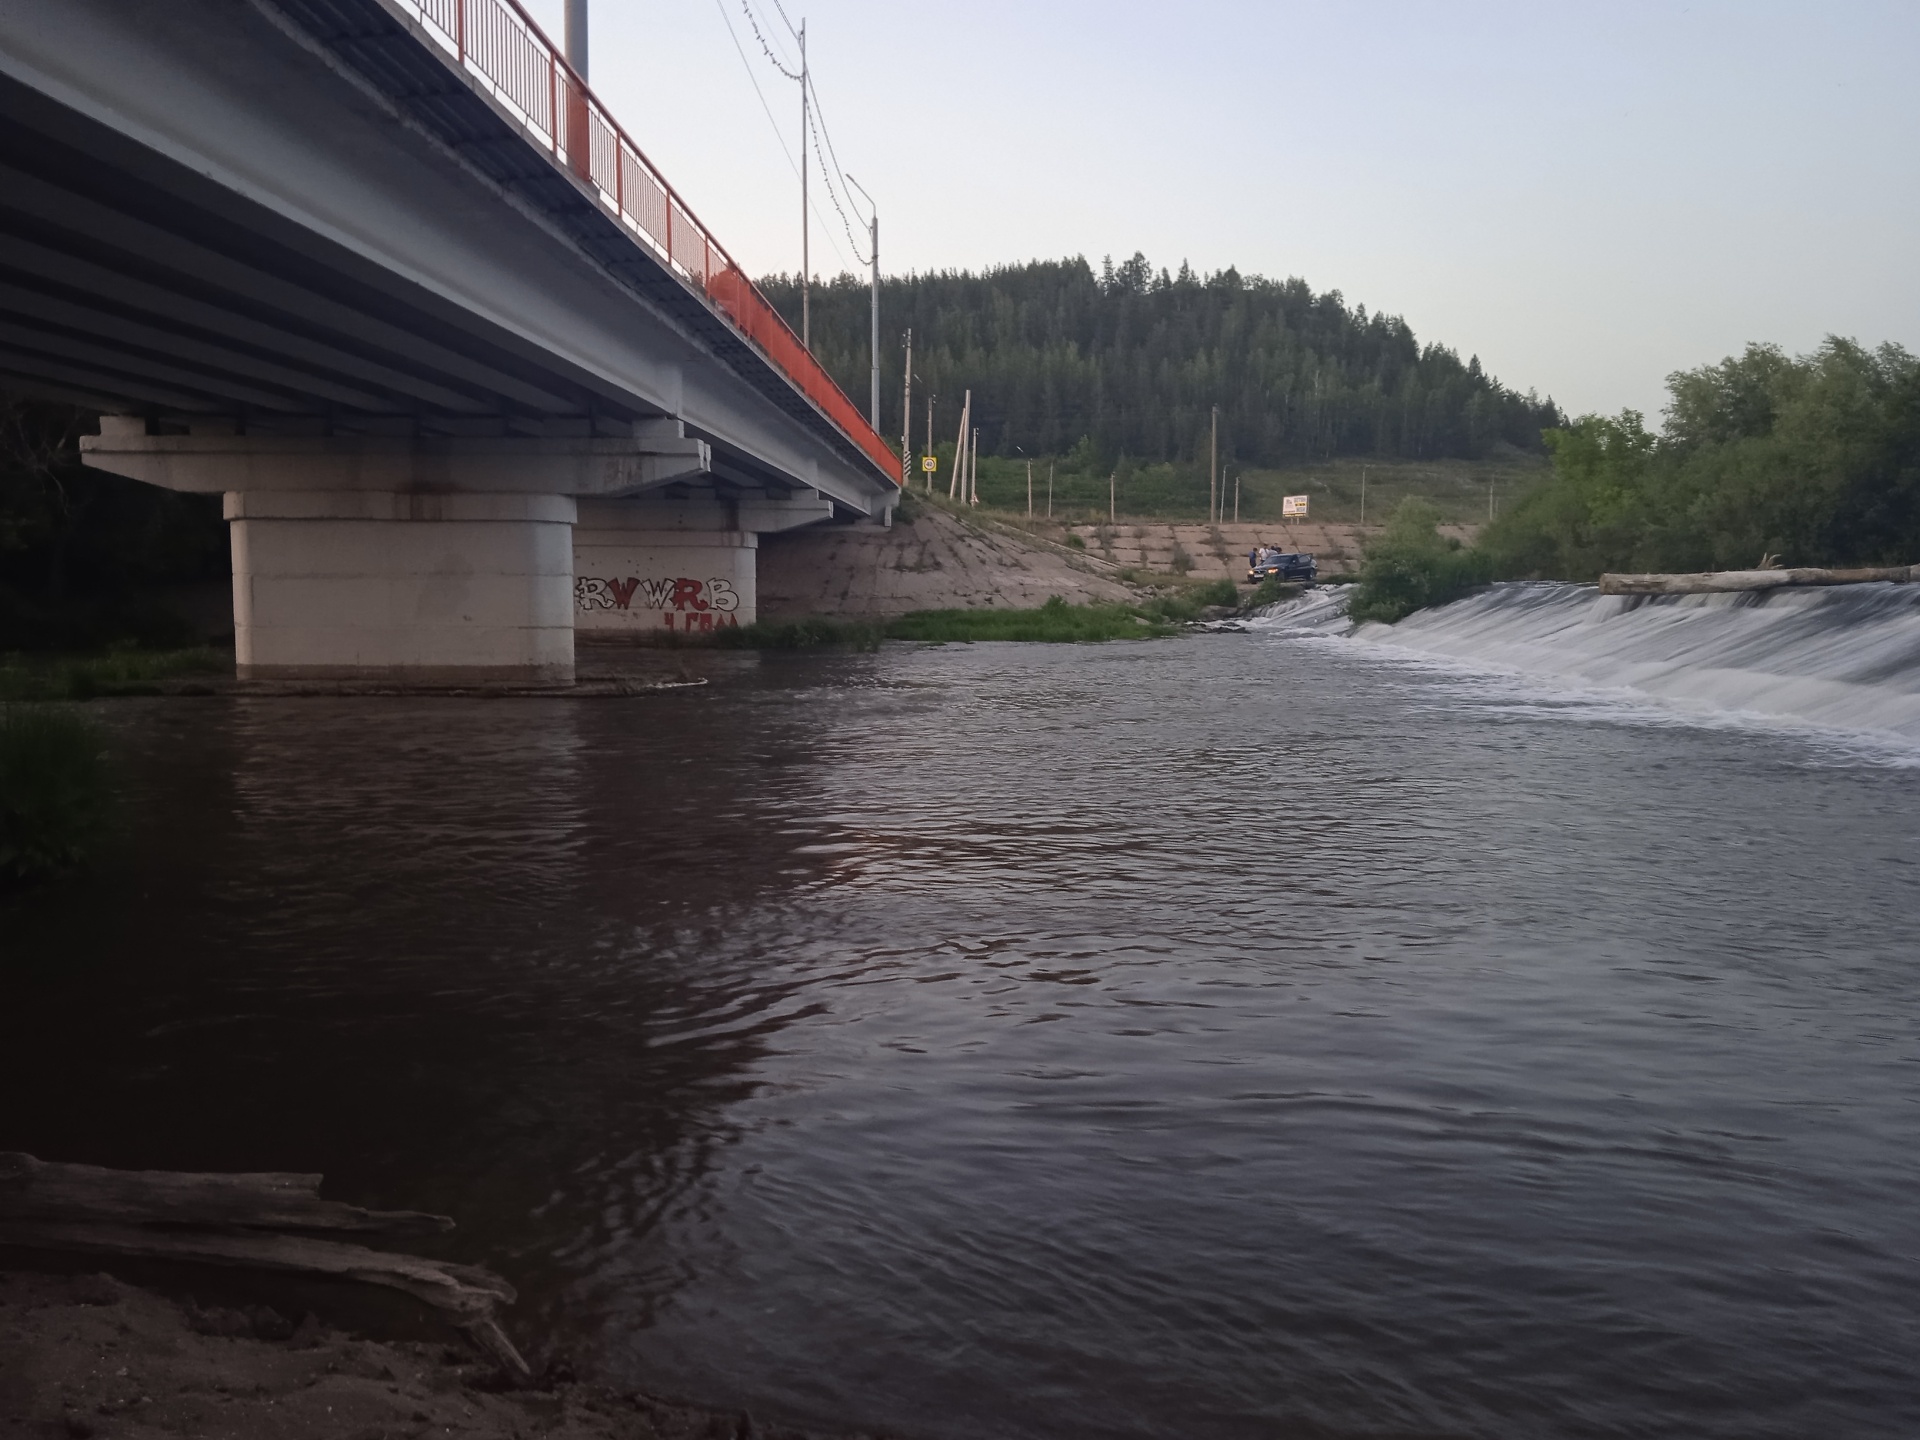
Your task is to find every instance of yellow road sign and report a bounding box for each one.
[922,456,938,472]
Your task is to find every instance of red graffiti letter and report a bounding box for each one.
[670,578,708,611]
[608,577,640,610]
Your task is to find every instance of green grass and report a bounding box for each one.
[936,451,1550,527]
[0,647,230,701]
[0,705,110,886]
[678,581,1248,650]
[885,598,1175,643]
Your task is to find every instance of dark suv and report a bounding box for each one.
[1247,551,1317,584]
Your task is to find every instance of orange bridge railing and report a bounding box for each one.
[403,0,900,484]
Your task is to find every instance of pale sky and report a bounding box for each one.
[518,0,1919,421]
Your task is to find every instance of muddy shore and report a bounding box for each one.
[0,1269,879,1440]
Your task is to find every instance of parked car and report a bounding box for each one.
[1248,551,1317,584]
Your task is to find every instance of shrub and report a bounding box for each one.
[1169,542,1193,574]
[1188,577,1238,608]
[713,617,883,651]
[0,705,109,885]
[1248,576,1302,609]
[1064,533,1086,550]
[1346,499,1490,624]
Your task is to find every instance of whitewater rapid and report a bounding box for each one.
[1252,581,1920,746]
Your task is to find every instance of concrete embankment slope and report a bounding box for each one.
[758,504,1140,618]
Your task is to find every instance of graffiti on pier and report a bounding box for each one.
[575,575,741,630]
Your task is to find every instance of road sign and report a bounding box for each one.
[1282,494,1309,518]
[922,456,937,472]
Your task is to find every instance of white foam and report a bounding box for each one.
[1249,582,1920,760]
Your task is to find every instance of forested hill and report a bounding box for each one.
[760,254,1562,467]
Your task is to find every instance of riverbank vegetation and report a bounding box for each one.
[0,705,108,886]
[1481,339,1920,578]
[1347,501,1490,624]
[0,646,230,701]
[1,398,228,652]
[724,582,1241,649]
[1348,338,1920,620]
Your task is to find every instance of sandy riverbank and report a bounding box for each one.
[757,500,1139,618]
[0,1269,873,1440]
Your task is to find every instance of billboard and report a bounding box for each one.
[1282,495,1309,519]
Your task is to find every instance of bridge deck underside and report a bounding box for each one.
[0,0,886,498]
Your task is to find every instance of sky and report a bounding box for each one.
[516,0,1920,421]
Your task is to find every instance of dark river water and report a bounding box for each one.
[6,632,1919,1439]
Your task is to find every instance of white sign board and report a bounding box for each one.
[1282,494,1309,519]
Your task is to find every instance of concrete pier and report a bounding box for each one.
[226,491,577,685]
[573,490,834,638]
[81,420,865,681]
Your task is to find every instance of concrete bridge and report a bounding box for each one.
[0,0,899,683]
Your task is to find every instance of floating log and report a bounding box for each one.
[1598,564,1920,596]
[0,1152,527,1380]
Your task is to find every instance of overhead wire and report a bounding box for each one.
[712,0,857,272]
[738,0,800,79]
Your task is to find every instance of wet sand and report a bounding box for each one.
[0,1270,877,1440]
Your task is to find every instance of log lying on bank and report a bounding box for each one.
[0,1152,528,1380]
[1598,564,1920,596]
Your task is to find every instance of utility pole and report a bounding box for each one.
[1047,461,1054,519]
[847,174,880,429]
[564,0,588,78]
[900,330,912,487]
[1210,405,1218,525]
[1361,465,1368,526]
[1109,470,1116,525]
[1027,458,1033,519]
[1234,473,1240,523]
[925,393,935,491]
[970,426,980,506]
[798,18,809,350]
[1489,476,1496,522]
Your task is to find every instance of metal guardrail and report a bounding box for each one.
[402,0,900,484]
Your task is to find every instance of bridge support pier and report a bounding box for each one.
[226,491,577,686]
[78,423,699,688]
[572,489,835,639]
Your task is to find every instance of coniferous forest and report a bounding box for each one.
[760,254,1564,467]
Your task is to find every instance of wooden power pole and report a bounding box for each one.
[950,391,970,500]
[1210,405,1219,524]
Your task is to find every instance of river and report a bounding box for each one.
[5,598,1919,1439]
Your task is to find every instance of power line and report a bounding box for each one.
[710,0,857,272]
[805,79,869,263]
[738,0,800,79]
[805,74,871,262]
[766,0,801,42]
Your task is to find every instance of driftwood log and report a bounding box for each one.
[0,1152,528,1380]
[1598,564,1920,596]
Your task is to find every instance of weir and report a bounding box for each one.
[1259,582,1920,741]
